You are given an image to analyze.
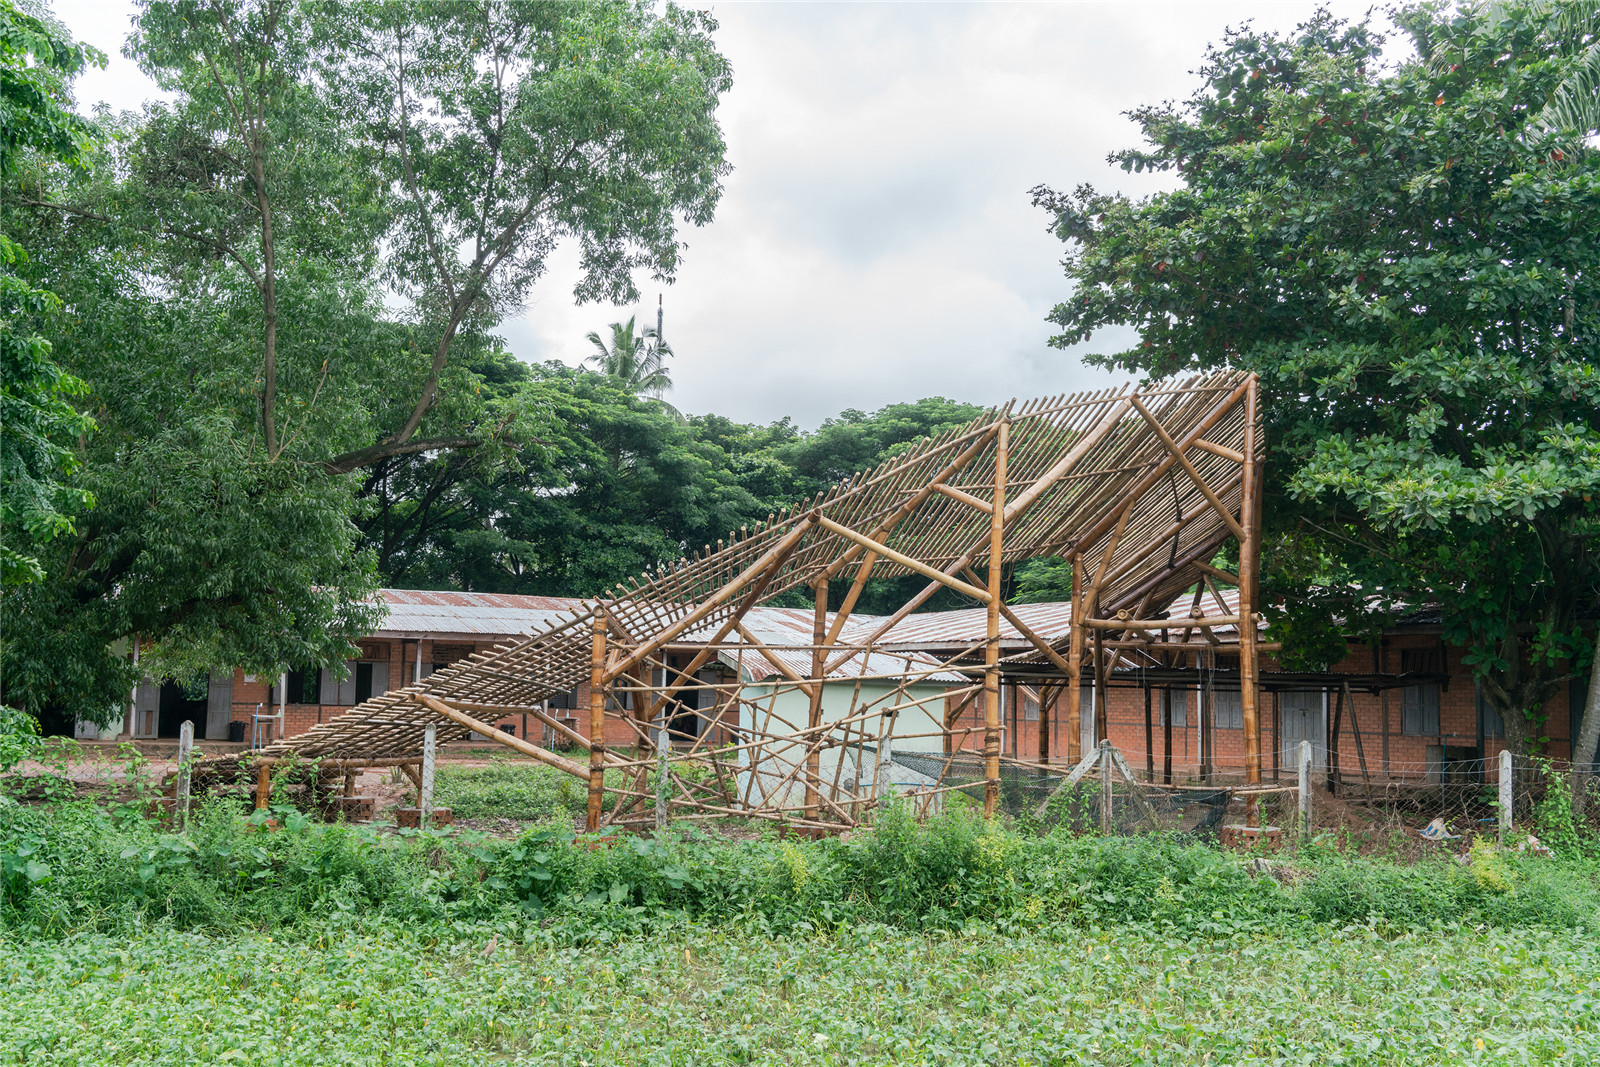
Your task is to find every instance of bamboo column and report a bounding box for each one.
[1093,629,1108,745]
[586,610,607,832]
[1066,552,1085,767]
[983,420,1008,817]
[805,579,828,823]
[1237,376,1264,826]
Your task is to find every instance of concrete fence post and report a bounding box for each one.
[1298,740,1312,838]
[420,723,437,828]
[1099,740,1113,834]
[1499,748,1513,845]
[175,719,194,832]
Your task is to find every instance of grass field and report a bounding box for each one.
[6,751,1600,1065]
[5,922,1598,1065]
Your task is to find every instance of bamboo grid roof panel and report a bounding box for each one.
[225,370,1256,764]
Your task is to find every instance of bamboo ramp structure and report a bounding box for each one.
[200,371,1269,830]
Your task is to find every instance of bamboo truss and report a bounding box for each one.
[201,371,1267,830]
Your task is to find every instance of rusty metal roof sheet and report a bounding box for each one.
[370,589,587,638]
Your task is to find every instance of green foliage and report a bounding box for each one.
[0,3,101,587]
[1534,760,1588,858]
[6,791,1599,940]
[434,760,586,822]
[586,314,675,404]
[1032,2,1600,750]
[1010,556,1073,605]
[5,923,1600,1065]
[0,0,103,174]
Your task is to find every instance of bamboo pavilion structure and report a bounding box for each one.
[203,370,1272,831]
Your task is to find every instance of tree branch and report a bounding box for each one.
[323,436,483,475]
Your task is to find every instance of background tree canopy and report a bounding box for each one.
[1031,1,1600,755]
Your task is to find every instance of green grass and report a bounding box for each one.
[4,922,1598,1065]
[432,759,587,821]
[6,778,1600,1064]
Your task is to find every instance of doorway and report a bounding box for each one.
[1279,690,1325,770]
[157,681,208,739]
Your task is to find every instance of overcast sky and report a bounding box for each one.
[53,0,1379,427]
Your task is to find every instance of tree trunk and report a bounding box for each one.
[1571,630,1600,819]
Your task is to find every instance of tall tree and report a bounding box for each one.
[1032,3,1600,757]
[318,0,729,471]
[0,0,100,588]
[4,0,733,723]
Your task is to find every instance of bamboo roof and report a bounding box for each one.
[218,370,1257,765]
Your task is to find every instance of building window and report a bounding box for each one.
[1476,682,1504,741]
[1401,650,1441,736]
[548,686,581,710]
[272,667,320,705]
[1021,687,1039,722]
[1160,690,1188,727]
[1213,688,1243,730]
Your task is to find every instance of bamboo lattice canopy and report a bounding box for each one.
[203,370,1261,770]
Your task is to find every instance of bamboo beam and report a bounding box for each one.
[413,694,591,780]
[1192,561,1242,587]
[814,515,991,602]
[1082,614,1244,631]
[1190,438,1245,464]
[1002,396,1132,522]
[1129,396,1248,543]
[933,482,993,514]
[606,517,817,684]
[587,612,607,831]
[1238,376,1263,821]
[983,421,1008,817]
[734,621,817,700]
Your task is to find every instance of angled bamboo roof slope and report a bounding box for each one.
[229,370,1257,764]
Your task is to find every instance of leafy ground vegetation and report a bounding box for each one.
[5,752,1600,1064]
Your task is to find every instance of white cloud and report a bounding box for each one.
[51,0,1380,426]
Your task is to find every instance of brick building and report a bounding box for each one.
[109,587,1589,785]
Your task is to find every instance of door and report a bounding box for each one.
[206,670,233,740]
[1279,690,1325,770]
[134,680,160,738]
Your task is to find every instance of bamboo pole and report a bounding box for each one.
[587,611,607,831]
[984,420,1008,817]
[805,580,829,823]
[1066,553,1085,767]
[414,694,591,779]
[1237,375,1263,826]
[814,516,991,602]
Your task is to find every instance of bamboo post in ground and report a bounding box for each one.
[1066,553,1084,767]
[1499,748,1513,844]
[419,723,436,827]
[255,760,272,811]
[983,420,1008,817]
[655,738,669,830]
[1298,741,1312,837]
[1099,740,1113,834]
[587,611,607,832]
[804,579,828,824]
[1237,375,1263,827]
[175,720,193,831]
[1327,685,1344,796]
[1093,629,1108,745]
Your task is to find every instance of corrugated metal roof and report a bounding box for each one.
[875,601,1076,649]
[370,589,586,638]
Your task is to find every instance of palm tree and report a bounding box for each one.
[585,316,674,400]
[1448,2,1600,136]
